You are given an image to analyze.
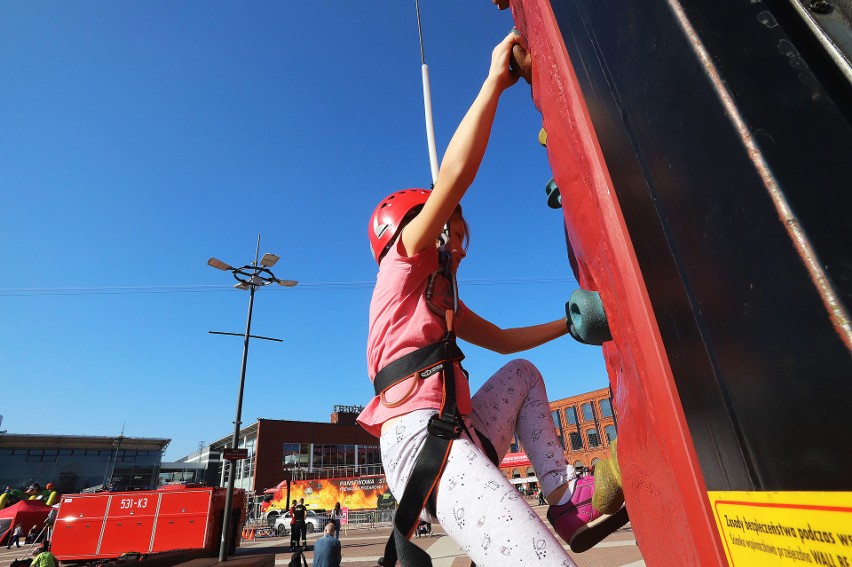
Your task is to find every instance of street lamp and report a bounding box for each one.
[208,236,297,562]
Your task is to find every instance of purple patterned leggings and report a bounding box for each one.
[380,359,576,566]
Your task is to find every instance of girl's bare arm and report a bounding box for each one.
[456,308,569,355]
[401,32,521,257]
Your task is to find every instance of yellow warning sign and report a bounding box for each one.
[708,491,852,566]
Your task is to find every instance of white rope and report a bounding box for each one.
[415,0,440,185]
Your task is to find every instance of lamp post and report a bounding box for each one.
[208,236,297,562]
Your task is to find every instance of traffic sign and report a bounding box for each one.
[223,448,248,461]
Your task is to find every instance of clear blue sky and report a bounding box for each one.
[0,1,608,461]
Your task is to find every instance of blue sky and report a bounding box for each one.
[0,1,608,461]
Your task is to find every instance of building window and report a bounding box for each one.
[512,468,521,479]
[526,466,535,477]
[551,410,563,433]
[551,410,565,449]
[340,445,356,466]
[565,406,577,426]
[587,428,601,448]
[357,445,382,467]
[599,399,613,418]
[313,444,338,469]
[604,425,617,443]
[569,432,583,451]
[282,443,310,468]
[581,403,594,422]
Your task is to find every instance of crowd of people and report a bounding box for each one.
[4,524,45,548]
[284,498,346,550]
[2,481,57,555]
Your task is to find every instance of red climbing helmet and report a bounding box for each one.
[369,189,430,264]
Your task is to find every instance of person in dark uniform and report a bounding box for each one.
[289,499,299,550]
[293,498,308,548]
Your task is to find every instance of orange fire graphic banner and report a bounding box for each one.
[267,475,390,512]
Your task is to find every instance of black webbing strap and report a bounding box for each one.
[378,336,464,567]
[475,428,500,467]
[373,339,464,396]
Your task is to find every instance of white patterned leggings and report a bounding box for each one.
[380,359,576,566]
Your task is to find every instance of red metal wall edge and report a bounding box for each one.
[510,0,727,563]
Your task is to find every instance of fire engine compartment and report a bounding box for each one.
[51,484,245,563]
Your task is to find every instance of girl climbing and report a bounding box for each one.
[358,31,626,567]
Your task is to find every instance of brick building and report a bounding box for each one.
[499,387,617,492]
[178,406,381,503]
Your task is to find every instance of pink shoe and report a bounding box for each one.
[546,476,629,553]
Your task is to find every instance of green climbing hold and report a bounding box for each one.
[546,178,562,209]
[566,289,612,345]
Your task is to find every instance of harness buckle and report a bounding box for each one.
[427,414,462,440]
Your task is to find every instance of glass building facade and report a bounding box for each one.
[282,442,382,476]
[0,434,169,494]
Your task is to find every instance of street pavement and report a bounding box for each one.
[237,505,644,567]
[0,505,644,566]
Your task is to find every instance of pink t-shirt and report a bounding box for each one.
[357,239,472,438]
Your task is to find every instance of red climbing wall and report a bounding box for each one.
[510,1,726,564]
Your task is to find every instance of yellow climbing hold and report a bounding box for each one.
[592,439,625,515]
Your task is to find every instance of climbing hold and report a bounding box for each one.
[566,289,612,345]
[509,42,532,85]
[592,439,624,514]
[546,178,562,209]
[539,128,548,147]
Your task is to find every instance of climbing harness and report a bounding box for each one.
[375,250,497,567]
[375,257,462,567]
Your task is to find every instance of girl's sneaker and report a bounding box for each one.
[546,476,629,553]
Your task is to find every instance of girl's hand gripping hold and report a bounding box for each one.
[489,31,524,92]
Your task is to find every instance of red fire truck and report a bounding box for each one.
[51,484,246,563]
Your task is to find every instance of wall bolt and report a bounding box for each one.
[807,0,831,14]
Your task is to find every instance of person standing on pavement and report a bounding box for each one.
[6,523,24,548]
[293,498,308,548]
[26,525,39,544]
[289,499,299,550]
[329,502,342,539]
[312,522,342,567]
